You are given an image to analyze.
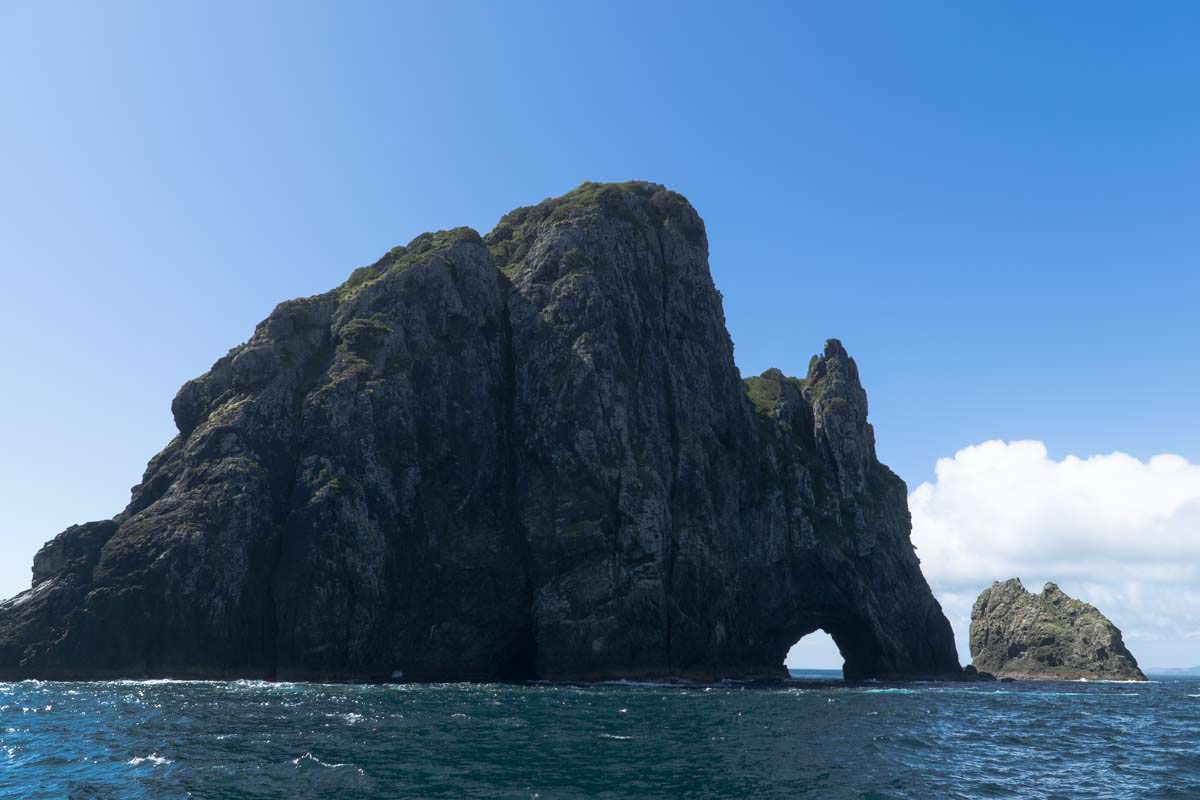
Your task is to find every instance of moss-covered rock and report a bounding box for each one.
[969,579,1146,681]
[0,181,960,683]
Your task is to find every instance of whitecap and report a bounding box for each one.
[128,753,173,766]
[292,752,351,769]
[108,679,204,687]
[595,679,687,688]
[598,733,633,740]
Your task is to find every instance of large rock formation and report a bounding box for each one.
[0,181,960,682]
[970,579,1146,681]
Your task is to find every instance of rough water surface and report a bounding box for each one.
[2,673,1196,799]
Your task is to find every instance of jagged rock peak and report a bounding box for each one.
[0,181,960,683]
[970,578,1146,681]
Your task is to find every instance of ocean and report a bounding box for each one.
[2,670,1196,799]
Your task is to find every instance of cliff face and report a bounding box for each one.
[970,579,1146,681]
[0,182,960,682]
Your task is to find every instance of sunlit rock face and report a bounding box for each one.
[0,182,960,682]
[970,579,1146,681]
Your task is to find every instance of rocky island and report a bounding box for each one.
[0,181,961,683]
[970,579,1145,681]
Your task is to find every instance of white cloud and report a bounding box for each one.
[909,440,1200,669]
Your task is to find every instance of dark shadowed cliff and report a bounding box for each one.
[0,182,960,682]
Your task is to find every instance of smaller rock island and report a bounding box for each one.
[969,579,1146,681]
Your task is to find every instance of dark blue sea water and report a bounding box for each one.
[2,671,1197,799]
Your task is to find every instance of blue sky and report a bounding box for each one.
[2,2,1198,668]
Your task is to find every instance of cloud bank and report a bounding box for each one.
[909,440,1200,668]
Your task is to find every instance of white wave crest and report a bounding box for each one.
[292,752,351,769]
[128,753,173,766]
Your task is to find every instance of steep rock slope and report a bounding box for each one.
[970,579,1145,681]
[0,182,960,681]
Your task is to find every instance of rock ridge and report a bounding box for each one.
[969,578,1146,681]
[0,181,960,682]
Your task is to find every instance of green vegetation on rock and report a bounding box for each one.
[0,182,960,685]
[970,579,1146,681]
[337,315,392,360]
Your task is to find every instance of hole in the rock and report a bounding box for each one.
[784,629,845,680]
